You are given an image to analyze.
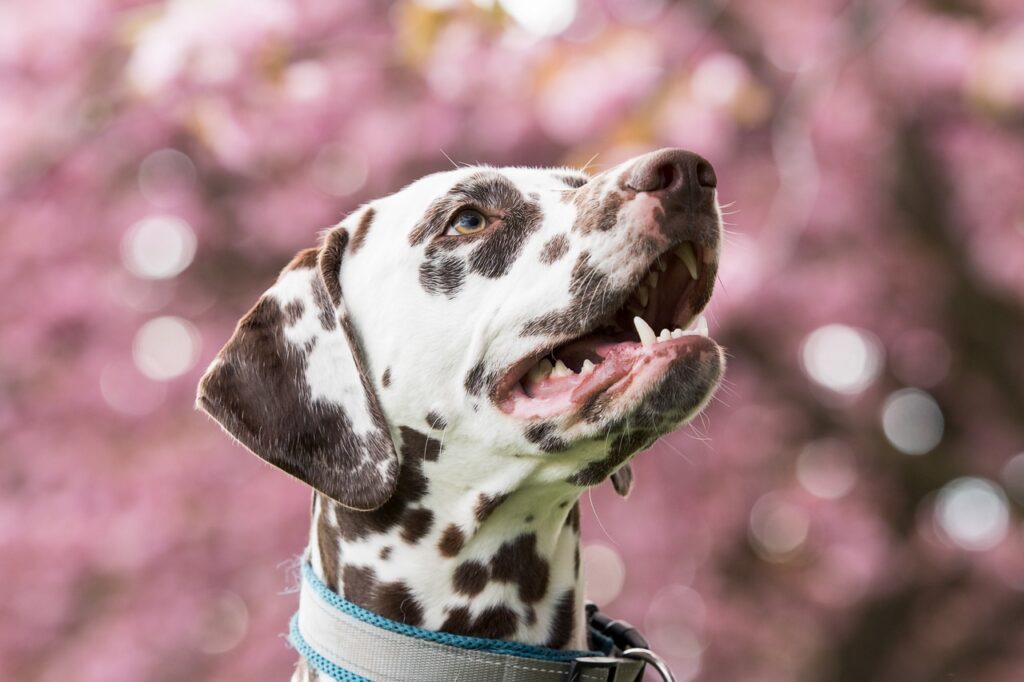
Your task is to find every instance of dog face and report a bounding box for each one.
[198,149,723,508]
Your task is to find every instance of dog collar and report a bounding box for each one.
[291,561,669,681]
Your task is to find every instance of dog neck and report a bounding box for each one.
[307,426,589,650]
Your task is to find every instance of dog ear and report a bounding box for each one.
[196,228,398,511]
[610,464,633,497]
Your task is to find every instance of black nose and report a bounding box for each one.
[625,148,717,194]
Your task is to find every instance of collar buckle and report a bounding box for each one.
[568,655,627,682]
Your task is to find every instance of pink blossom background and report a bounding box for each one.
[3,1,1024,680]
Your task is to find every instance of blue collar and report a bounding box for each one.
[290,561,651,681]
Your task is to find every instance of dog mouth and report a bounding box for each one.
[497,239,719,420]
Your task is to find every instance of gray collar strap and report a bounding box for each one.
[290,561,648,682]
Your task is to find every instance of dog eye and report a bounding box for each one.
[447,209,488,235]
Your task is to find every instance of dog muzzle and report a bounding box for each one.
[291,561,677,681]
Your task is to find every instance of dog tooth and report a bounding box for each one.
[528,358,553,383]
[671,329,684,339]
[551,359,572,378]
[659,329,671,342]
[656,257,667,272]
[675,242,699,280]
[647,271,659,288]
[581,359,596,375]
[695,314,709,336]
[633,316,656,346]
[637,286,649,307]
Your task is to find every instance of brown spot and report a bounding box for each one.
[490,534,550,603]
[376,582,424,626]
[382,368,391,387]
[425,411,447,430]
[419,253,466,297]
[452,561,488,596]
[474,492,508,523]
[524,422,569,453]
[441,605,519,639]
[380,546,392,560]
[349,207,375,254]
[400,508,434,544]
[285,247,320,271]
[471,606,518,639]
[545,589,576,649]
[440,606,472,634]
[342,564,377,603]
[573,183,625,235]
[539,234,569,264]
[318,229,346,306]
[342,565,424,626]
[312,275,338,331]
[558,174,589,189]
[464,362,486,396]
[283,300,304,326]
[438,524,465,557]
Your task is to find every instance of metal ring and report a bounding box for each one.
[621,647,677,682]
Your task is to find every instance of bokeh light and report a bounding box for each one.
[1001,452,1024,504]
[196,592,249,654]
[138,149,197,208]
[121,215,197,280]
[132,316,202,381]
[312,144,369,198]
[644,585,705,682]
[881,388,944,455]
[581,542,626,606]
[934,477,1010,551]
[749,493,810,561]
[497,0,577,37]
[800,324,883,395]
[796,439,857,500]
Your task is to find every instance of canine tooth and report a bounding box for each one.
[656,258,667,272]
[637,286,649,307]
[551,359,572,378]
[659,329,671,341]
[671,329,684,339]
[676,242,699,280]
[647,271,659,288]
[633,316,656,346]
[695,314,709,336]
[581,359,596,375]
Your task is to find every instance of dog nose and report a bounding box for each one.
[625,148,717,194]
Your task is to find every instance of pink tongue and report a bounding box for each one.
[521,339,642,399]
[523,373,584,399]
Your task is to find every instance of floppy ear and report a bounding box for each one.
[196,228,398,511]
[610,464,633,497]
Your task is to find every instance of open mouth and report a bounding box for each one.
[498,240,718,419]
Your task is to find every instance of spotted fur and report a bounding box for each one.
[197,150,725,682]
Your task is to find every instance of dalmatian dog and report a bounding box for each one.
[196,147,724,680]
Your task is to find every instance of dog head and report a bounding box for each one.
[198,148,724,509]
